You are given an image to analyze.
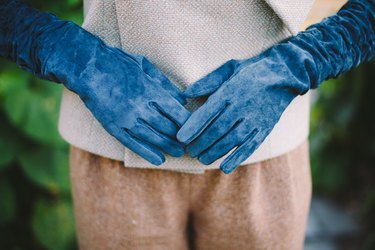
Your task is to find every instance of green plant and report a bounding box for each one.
[0,0,83,249]
[310,59,375,248]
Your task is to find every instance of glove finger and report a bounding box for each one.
[187,110,240,158]
[111,126,165,165]
[197,122,245,165]
[220,129,262,174]
[141,113,179,138]
[177,100,230,145]
[184,59,241,98]
[151,99,191,127]
[141,57,186,105]
[130,122,185,158]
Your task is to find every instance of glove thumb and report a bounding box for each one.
[184,59,241,98]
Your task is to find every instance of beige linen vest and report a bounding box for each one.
[58,0,314,173]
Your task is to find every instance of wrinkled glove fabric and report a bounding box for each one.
[0,0,190,165]
[177,0,375,174]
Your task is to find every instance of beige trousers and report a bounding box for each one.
[69,139,312,250]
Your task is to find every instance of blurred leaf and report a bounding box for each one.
[32,197,76,250]
[317,79,338,97]
[0,67,28,99]
[0,134,17,170]
[19,146,70,194]
[0,178,16,223]
[4,76,66,147]
[66,0,82,8]
[38,0,83,25]
[61,10,84,25]
[0,113,21,169]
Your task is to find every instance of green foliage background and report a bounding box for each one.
[0,0,82,249]
[309,59,375,249]
[0,0,374,249]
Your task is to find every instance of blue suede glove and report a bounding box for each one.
[177,0,375,174]
[0,0,190,165]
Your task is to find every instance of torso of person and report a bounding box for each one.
[58,0,315,173]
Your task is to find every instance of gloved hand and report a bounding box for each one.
[0,0,190,165]
[177,0,375,174]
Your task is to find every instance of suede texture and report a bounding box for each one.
[0,0,191,165]
[177,0,375,174]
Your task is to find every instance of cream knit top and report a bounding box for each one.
[58,0,314,173]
